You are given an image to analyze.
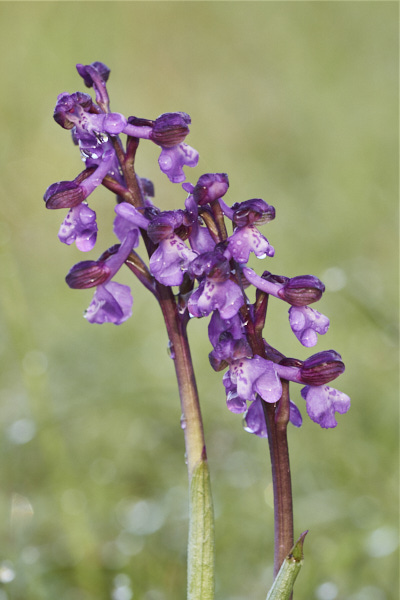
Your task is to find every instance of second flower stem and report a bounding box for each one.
[263,380,294,577]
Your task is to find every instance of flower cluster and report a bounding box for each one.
[44,62,350,433]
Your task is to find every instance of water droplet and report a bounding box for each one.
[177,303,186,315]
[180,415,187,430]
[167,341,175,359]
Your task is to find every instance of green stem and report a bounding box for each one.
[157,285,215,600]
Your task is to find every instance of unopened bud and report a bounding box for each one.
[300,350,345,385]
[150,112,191,148]
[44,181,84,209]
[192,173,229,205]
[279,275,325,306]
[232,199,275,227]
[66,260,111,289]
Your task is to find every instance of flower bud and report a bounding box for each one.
[66,260,111,289]
[278,275,325,306]
[232,199,275,227]
[44,181,85,209]
[76,61,110,88]
[150,112,191,148]
[192,173,229,205]
[300,350,345,386]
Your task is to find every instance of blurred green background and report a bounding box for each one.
[0,2,398,600]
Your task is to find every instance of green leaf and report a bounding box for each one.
[266,531,308,600]
[187,458,215,600]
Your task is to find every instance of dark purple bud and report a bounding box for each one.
[278,275,325,306]
[192,173,229,206]
[300,350,345,386]
[232,199,275,227]
[150,112,191,148]
[44,181,85,209]
[66,260,111,289]
[53,92,94,129]
[76,62,110,88]
[188,250,230,282]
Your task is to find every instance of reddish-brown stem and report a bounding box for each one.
[245,304,294,577]
[262,381,294,576]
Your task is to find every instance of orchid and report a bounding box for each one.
[45,61,350,600]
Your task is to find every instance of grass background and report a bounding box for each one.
[0,2,398,600]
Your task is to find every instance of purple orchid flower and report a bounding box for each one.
[225,224,275,263]
[225,199,276,263]
[289,305,330,347]
[124,113,199,184]
[301,385,351,428]
[66,230,136,325]
[229,355,283,404]
[58,203,98,251]
[220,350,347,431]
[187,251,244,319]
[150,235,198,286]
[146,210,198,286]
[188,279,244,319]
[158,144,199,184]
